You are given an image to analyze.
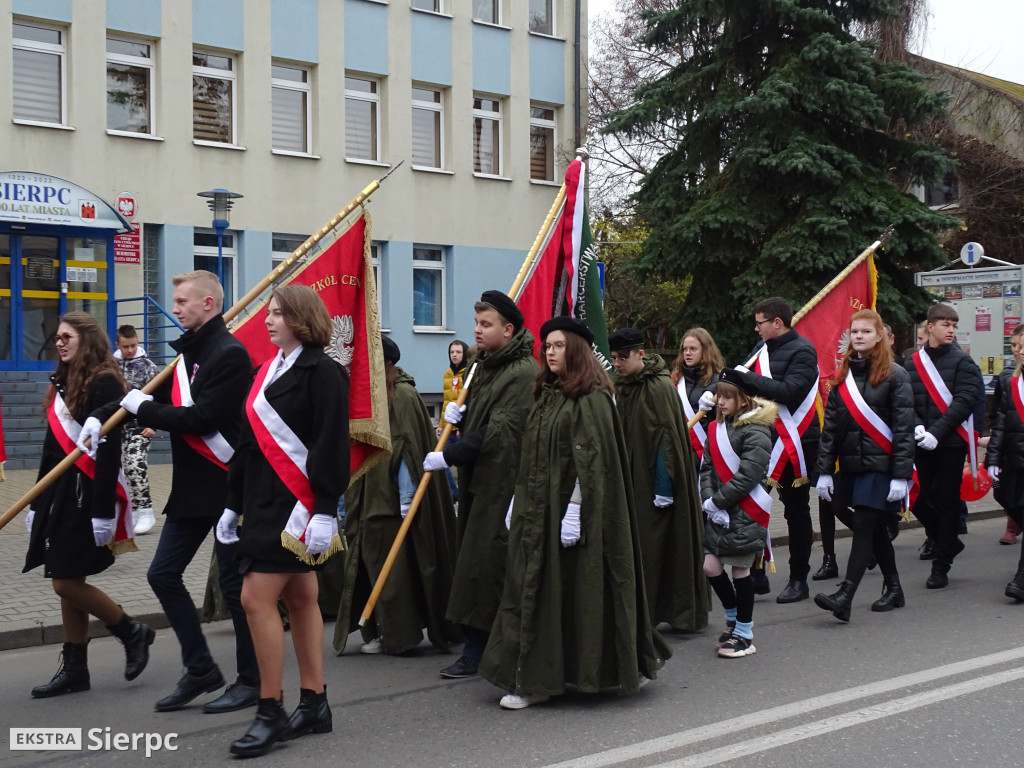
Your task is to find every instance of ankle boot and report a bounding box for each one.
[926,560,950,589]
[230,695,288,758]
[106,611,155,681]
[31,643,90,698]
[280,686,332,741]
[811,554,838,581]
[1000,517,1021,545]
[813,580,857,622]
[1006,564,1024,602]
[871,573,906,612]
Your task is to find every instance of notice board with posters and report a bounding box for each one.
[916,264,1024,385]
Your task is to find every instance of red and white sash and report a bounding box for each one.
[245,356,341,564]
[48,392,136,552]
[911,349,978,476]
[707,419,773,567]
[1011,373,1024,427]
[754,346,818,485]
[677,380,707,460]
[170,357,235,470]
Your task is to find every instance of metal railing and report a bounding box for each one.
[112,296,183,365]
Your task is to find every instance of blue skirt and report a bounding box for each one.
[835,471,901,514]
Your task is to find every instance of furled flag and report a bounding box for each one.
[514,157,611,367]
[231,210,391,482]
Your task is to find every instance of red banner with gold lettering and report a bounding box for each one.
[231,213,390,481]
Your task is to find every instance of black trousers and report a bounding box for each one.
[776,463,813,582]
[912,445,967,566]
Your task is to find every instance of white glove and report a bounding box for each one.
[653,495,674,508]
[91,517,116,547]
[914,424,926,441]
[916,431,938,451]
[25,508,35,533]
[304,514,335,556]
[216,509,239,544]
[444,402,466,425]
[734,365,750,373]
[989,466,1001,482]
[505,497,514,530]
[120,389,153,415]
[701,498,730,527]
[816,474,834,502]
[422,451,448,472]
[560,501,581,547]
[697,391,716,412]
[76,416,103,458]
[400,503,410,519]
[886,478,909,503]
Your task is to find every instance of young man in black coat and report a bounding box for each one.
[79,270,259,712]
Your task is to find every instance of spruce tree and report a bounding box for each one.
[605,0,956,358]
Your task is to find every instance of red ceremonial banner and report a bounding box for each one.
[231,213,390,481]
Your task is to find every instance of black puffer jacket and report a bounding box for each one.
[817,358,915,479]
[676,366,719,421]
[903,344,979,449]
[986,368,1024,471]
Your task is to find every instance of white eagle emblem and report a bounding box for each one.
[326,315,354,370]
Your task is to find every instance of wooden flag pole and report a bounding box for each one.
[0,170,399,533]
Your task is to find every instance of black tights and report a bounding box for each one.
[818,497,854,557]
[708,573,754,624]
[845,506,897,586]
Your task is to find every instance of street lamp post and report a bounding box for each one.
[197,188,243,309]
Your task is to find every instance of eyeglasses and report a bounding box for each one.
[610,351,633,363]
[541,341,566,352]
[754,319,774,328]
[53,333,78,345]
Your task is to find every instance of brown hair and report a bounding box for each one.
[715,381,757,422]
[44,312,127,418]
[534,331,614,400]
[173,269,224,307]
[753,297,793,327]
[927,303,958,324]
[116,324,138,340]
[270,284,332,346]
[671,327,726,387]
[829,309,894,388]
[474,301,515,330]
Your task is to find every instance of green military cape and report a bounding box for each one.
[613,354,710,632]
[479,383,670,696]
[446,328,538,632]
[332,370,461,654]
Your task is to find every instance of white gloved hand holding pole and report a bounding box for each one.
[422,452,448,472]
[76,417,103,458]
[444,402,466,425]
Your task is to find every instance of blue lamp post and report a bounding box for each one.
[197,188,243,308]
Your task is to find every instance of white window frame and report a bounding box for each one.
[529,103,557,182]
[106,36,156,137]
[472,0,502,25]
[411,85,445,171]
[193,50,238,146]
[412,244,446,331]
[371,243,386,326]
[345,75,382,163]
[529,0,555,36]
[193,229,237,305]
[271,232,309,268]
[271,61,312,155]
[472,95,503,177]
[12,21,67,127]
[412,0,444,13]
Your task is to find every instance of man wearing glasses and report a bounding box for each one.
[422,290,538,679]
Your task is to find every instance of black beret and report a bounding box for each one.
[381,335,400,364]
[479,290,523,331]
[719,367,758,396]
[608,327,644,351]
[540,315,594,346]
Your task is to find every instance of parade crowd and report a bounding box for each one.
[19,271,1024,758]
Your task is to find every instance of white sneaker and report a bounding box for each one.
[133,509,155,535]
[360,638,384,654]
[499,693,550,710]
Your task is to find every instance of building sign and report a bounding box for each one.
[114,222,142,264]
[0,171,132,231]
[66,267,98,283]
[116,192,137,221]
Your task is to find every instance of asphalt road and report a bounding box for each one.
[1,516,1022,768]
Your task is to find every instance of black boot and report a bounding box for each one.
[230,696,289,758]
[871,573,906,612]
[31,643,90,698]
[1006,564,1024,602]
[813,580,857,622]
[812,554,838,581]
[926,560,950,589]
[280,687,332,741]
[106,611,155,681]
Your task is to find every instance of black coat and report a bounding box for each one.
[903,344,979,450]
[25,373,125,578]
[677,366,719,424]
[986,368,1024,472]
[817,358,915,480]
[226,345,350,567]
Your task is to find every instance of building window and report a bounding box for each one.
[529,0,553,35]
[413,245,445,329]
[412,0,443,12]
[271,63,311,153]
[412,87,444,169]
[473,0,500,24]
[194,230,236,305]
[193,51,236,144]
[271,233,308,268]
[530,104,556,181]
[107,37,154,135]
[924,163,960,208]
[370,243,384,321]
[345,76,381,161]
[473,96,502,176]
[12,22,65,125]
